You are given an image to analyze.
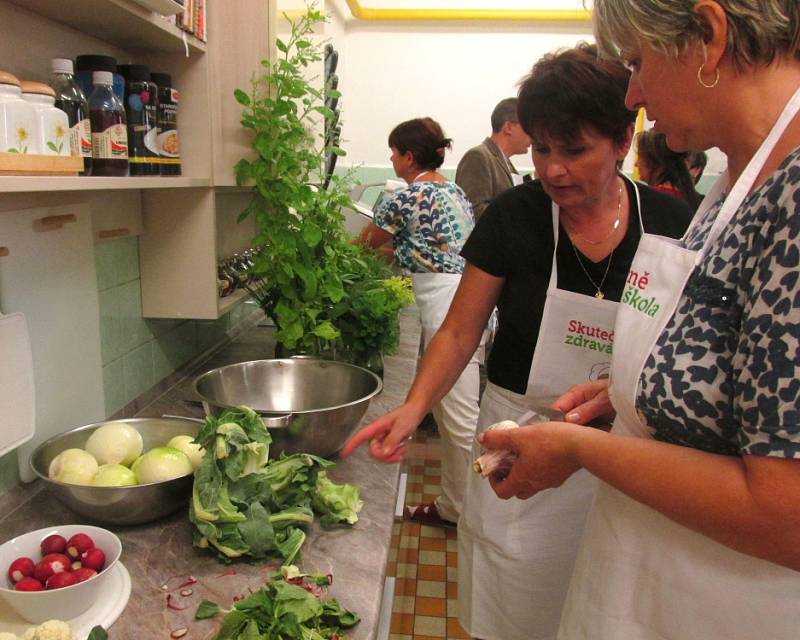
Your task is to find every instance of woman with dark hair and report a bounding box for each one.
[478,1,800,638]
[344,43,691,639]
[356,117,481,528]
[636,128,703,211]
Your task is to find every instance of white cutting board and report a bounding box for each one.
[0,312,35,457]
[0,205,105,481]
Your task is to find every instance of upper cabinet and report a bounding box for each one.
[0,0,275,319]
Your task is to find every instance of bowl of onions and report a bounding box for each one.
[0,524,121,623]
[29,417,203,525]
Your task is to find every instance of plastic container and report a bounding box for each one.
[150,72,181,175]
[0,71,38,154]
[75,54,124,101]
[21,81,71,157]
[50,58,92,174]
[118,64,159,176]
[88,71,128,176]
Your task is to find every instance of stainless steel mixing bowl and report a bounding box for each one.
[30,417,200,526]
[193,358,383,457]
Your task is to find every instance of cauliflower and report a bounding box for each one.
[0,632,19,640]
[20,620,75,640]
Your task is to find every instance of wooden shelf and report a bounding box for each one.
[0,176,211,193]
[9,0,206,53]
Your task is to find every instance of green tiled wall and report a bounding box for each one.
[96,237,257,416]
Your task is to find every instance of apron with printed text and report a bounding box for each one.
[458,179,641,640]
[558,88,800,640]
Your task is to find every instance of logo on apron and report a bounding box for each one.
[563,318,614,354]
[621,269,661,317]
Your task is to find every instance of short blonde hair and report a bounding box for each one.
[590,0,800,70]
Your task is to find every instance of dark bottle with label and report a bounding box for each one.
[150,72,181,176]
[118,64,159,176]
[75,55,124,102]
[89,71,128,177]
[50,58,92,175]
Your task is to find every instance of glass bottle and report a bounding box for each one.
[50,58,92,175]
[117,64,159,176]
[88,71,128,177]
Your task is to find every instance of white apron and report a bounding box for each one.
[412,272,482,522]
[559,87,800,639]
[458,181,641,640]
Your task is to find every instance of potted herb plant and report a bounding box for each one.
[235,4,413,372]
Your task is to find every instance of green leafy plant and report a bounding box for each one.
[234,3,413,363]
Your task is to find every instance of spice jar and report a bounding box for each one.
[0,71,38,154]
[150,72,181,176]
[118,64,159,176]
[21,81,70,156]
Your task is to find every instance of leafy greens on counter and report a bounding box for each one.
[196,565,359,639]
[190,406,363,564]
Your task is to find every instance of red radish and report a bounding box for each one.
[33,553,71,582]
[65,533,94,560]
[71,560,82,570]
[72,567,97,583]
[80,548,105,572]
[46,571,77,590]
[14,577,43,591]
[7,557,34,584]
[40,534,67,556]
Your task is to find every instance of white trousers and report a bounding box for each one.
[412,273,483,522]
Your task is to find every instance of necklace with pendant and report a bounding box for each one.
[572,243,614,299]
[568,181,623,246]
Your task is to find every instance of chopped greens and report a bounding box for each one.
[190,406,363,564]
[196,566,359,639]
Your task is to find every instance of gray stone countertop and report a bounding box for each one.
[0,310,420,640]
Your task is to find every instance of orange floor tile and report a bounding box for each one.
[388,426,470,640]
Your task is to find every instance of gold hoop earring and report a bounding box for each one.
[697,63,720,88]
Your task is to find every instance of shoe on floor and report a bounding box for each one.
[404,502,456,527]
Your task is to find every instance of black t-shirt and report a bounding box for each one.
[461,178,693,393]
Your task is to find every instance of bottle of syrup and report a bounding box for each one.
[89,71,128,177]
[50,58,92,175]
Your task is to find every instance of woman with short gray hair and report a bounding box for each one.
[477,1,800,638]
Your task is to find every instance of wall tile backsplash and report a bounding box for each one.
[96,236,252,416]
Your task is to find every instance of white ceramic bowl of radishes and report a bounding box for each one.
[0,524,121,623]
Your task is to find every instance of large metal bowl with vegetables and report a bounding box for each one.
[192,358,383,458]
[30,417,202,526]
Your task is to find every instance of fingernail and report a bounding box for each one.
[477,433,484,443]
[566,412,580,422]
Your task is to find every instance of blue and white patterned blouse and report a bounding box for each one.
[637,147,800,459]
[373,181,474,274]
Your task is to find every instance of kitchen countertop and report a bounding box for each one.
[0,309,421,639]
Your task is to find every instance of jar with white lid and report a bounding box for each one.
[21,80,70,156]
[0,71,38,154]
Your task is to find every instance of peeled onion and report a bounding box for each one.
[85,422,143,466]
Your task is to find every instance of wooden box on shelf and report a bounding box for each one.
[0,153,83,176]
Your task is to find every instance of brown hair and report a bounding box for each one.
[637,129,703,211]
[517,42,635,146]
[388,117,452,170]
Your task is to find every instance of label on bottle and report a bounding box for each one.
[92,123,128,160]
[70,119,92,158]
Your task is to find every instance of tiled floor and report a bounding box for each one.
[387,428,471,640]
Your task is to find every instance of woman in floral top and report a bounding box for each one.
[357,117,480,527]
